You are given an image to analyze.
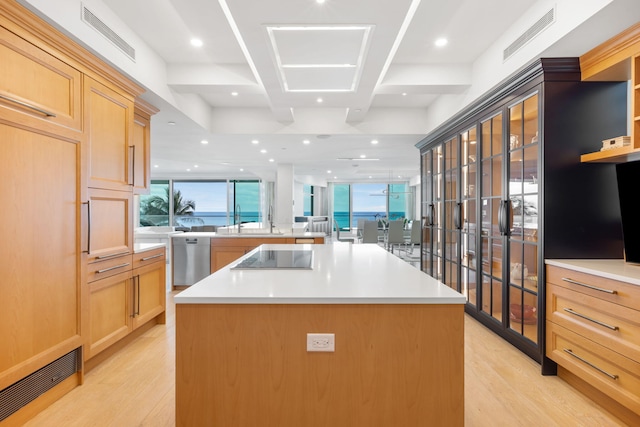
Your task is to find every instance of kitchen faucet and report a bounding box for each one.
[235,204,241,233]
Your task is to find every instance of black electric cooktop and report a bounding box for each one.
[230,249,313,270]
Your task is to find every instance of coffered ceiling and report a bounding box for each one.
[79,0,635,183]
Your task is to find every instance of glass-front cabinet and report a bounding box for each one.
[419,58,628,368]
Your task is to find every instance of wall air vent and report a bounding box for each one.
[503,7,555,61]
[81,4,136,61]
[0,349,79,422]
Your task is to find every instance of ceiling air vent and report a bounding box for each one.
[81,4,136,61]
[503,7,555,61]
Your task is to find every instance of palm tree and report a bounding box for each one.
[140,188,196,225]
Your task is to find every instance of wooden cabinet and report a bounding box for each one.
[86,248,165,359]
[85,188,133,263]
[0,2,155,422]
[132,100,159,194]
[0,26,82,134]
[84,76,135,192]
[0,121,82,390]
[546,264,640,423]
[418,58,627,366]
[579,22,640,163]
[87,269,132,359]
[210,237,325,272]
[132,248,166,329]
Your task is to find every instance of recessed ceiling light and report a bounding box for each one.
[371,139,379,145]
[303,139,310,145]
[269,158,275,162]
[240,168,244,171]
[194,165,199,168]
[201,140,208,145]
[154,164,159,168]
[190,38,203,47]
[252,139,259,144]
[260,149,267,154]
[435,37,448,47]
[186,168,191,172]
[402,92,407,96]
[360,154,366,159]
[316,0,326,4]
[369,176,372,179]
[231,91,238,96]
[317,97,323,103]
[327,170,332,174]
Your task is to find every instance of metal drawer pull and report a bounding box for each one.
[96,251,130,260]
[96,262,130,274]
[563,349,618,380]
[0,93,57,117]
[563,308,619,331]
[561,277,617,294]
[141,253,163,262]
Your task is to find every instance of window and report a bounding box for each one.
[333,184,350,230]
[303,184,313,216]
[139,180,170,226]
[173,181,228,227]
[352,183,387,227]
[231,180,261,224]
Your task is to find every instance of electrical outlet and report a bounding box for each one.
[307,333,335,352]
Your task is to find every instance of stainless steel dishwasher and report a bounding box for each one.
[172,235,211,287]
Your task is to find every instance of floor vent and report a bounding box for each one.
[0,349,79,422]
[81,4,136,62]
[503,7,555,61]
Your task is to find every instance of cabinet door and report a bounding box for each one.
[443,136,460,290]
[85,188,133,263]
[479,112,504,323]
[0,123,81,388]
[460,126,478,307]
[0,26,82,133]
[84,76,134,191]
[132,110,150,194]
[421,144,444,281]
[86,270,132,359]
[506,93,540,345]
[132,259,166,329]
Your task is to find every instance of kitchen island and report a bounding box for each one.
[175,244,466,427]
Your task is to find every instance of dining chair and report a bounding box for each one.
[386,220,405,253]
[356,218,366,242]
[361,220,379,244]
[333,219,355,243]
[402,220,422,257]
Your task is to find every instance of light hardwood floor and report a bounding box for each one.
[22,292,628,427]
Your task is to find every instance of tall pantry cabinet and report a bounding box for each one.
[418,58,627,367]
[0,2,159,423]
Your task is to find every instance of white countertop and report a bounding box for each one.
[133,242,166,253]
[546,259,640,286]
[175,244,466,304]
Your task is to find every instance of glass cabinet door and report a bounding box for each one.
[460,127,478,305]
[507,93,540,345]
[421,145,444,280]
[443,137,459,290]
[479,112,504,323]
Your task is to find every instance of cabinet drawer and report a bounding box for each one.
[547,265,640,311]
[547,283,640,362]
[87,254,132,282]
[133,247,165,269]
[0,26,82,132]
[546,322,640,415]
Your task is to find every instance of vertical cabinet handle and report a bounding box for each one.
[454,203,463,230]
[131,275,140,317]
[128,145,135,186]
[498,200,510,236]
[83,201,91,253]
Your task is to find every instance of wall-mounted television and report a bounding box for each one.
[615,161,640,264]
